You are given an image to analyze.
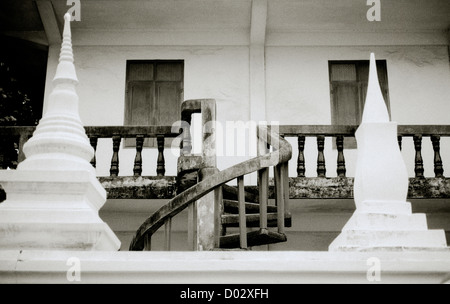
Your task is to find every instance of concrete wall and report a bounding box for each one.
[100,197,450,252]
[44,45,251,176]
[41,31,450,179]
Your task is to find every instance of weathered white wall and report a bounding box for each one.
[42,29,450,179]
[44,45,250,176]
[100,197,450,252]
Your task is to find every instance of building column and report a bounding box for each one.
[36,0,62,115]
[248,0,268,186]
[249,0,268,124]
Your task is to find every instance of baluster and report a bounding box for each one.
[258,168,269,230]
[143,233,151,251]
[156,135,165,176]
[431,135,444,177]
[214,186,223,248]
[89,136,98,168]
[413,134,424,178]
[133,135,144,177]
[297,135,305,177]
[164,217,172,251]
[237,176,247,249]
[397,135,402,151]
[110,134,121,177]
[187,203,196,250]
[282,161,290,216]
[336,135,346,177]
[317,135,326,177]
[274,164,285,234]
[257,126,269,231]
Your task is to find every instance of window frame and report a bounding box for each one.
[124,60,184,148]
[328,60,391,148]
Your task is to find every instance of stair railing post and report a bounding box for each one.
[187,201,197,251]
[237,176,247,249]
[280,134,290,218]
[196,99,221,251]
[274,163,285,234]
[282,160,290,219]
[257,125,269,230]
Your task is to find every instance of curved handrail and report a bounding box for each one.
[129,126,292,250]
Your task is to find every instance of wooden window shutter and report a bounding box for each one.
[124,60,184,148]
[329,60,390,149]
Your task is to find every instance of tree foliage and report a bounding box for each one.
[0,61,38,126]
[0,61,40,169]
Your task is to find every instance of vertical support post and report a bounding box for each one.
[110,134,121,177]
[297,135,305,177]
[187,203,197,250]
[188,203,196,251]
[156,134,165,176]
[143,234,151,251]
[397,135,402,151]
[214,185,223,248]
[196,99,219,251]
[89,135,98,168]
[317,135,326,177]
[237,176,247,249]
[249,0,268,123]
[257,125,269,230]
[431,135,444,177]
[164,217,172,251]
[133,135,144,177]
[336,135,346,177]
[279,134,289,214]
[274,164,285,234]
[413,134,424,178]
[282,161,290,215]
[258,168,269,229]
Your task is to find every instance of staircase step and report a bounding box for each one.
[223,199,278,214]
[219,228,287,249]
[221,213,292,228]
[222,184,259,203]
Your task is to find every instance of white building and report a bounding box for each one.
[0,0,450,283]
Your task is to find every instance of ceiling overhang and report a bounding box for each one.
[0,0,448,46]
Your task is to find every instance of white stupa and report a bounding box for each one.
[0,14,120,251]
[329,53,447,251]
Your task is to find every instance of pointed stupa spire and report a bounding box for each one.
[53,13,78,84]
[18,12,94,174]
[360,53,390,123]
